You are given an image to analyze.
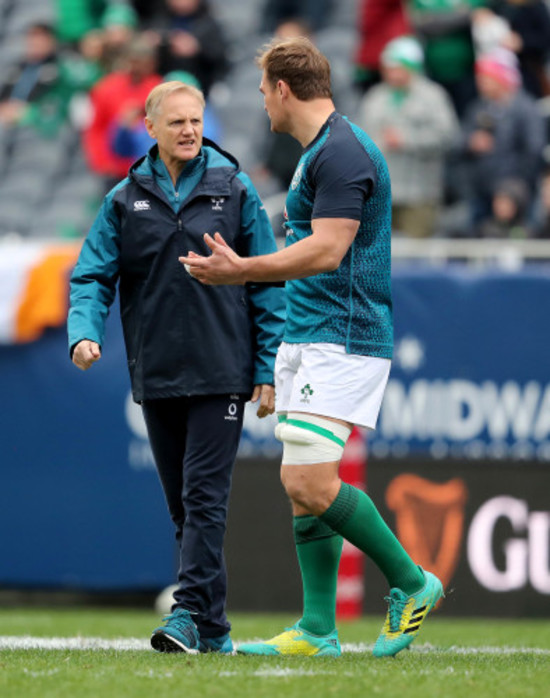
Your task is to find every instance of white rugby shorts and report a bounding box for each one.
[274,342,391,429]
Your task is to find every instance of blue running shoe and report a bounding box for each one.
[373,568,444,658]
[199,633,234,654]
[151,608,200,654]
[237,622,341,657]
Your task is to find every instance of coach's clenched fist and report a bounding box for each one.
[72,340,101,370]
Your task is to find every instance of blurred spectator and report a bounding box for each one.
[407,0,482,118]
[471,6,512,55]
[460,48,545,225]
[489,0,550,98]
[56,0,108,45]
[101,2,139,71]
[358,36,459,238]
[59,30,106,98]
[83,36,162,191]
[476,177,535,237]
[145,0,228,96]
[354,0,411,93]
[260,0,333,33]
[23,30,106,138]
[0,23,104,139]
[535,169,550,238]
[0,23,59,127]
[111,69,222,159]
[77,29,107,75]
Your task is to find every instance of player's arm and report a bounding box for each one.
[181,217,359,285]
[182,128,372,284]
[243,216,359,280]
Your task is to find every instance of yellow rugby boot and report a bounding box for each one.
[237,623,341,657]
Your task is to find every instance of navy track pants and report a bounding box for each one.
[142,393,246,638]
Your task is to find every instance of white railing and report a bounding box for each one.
[263,193,550,267]
[2,195,550,268]
[391,237,550,267]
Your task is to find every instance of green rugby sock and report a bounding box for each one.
[293,515,343,636]
[320,482,424,594]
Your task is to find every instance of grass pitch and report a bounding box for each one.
[1,608,549,698]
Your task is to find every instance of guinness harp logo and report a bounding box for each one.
[386,474,468,592]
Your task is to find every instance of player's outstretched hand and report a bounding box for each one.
[72,340,101,370]
[179,232,245,285]
[251,384,275,418]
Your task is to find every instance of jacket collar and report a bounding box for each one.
[129,137,240,196]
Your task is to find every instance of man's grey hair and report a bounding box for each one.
[145,81,205,121]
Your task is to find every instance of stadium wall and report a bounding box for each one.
[0,260,549,616]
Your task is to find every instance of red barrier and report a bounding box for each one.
[336,427,367,619]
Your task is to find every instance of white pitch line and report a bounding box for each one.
[344,642,550,656]
[0,637,549,655]
[0,636,151,651]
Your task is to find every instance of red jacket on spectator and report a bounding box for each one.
[355,0,411,72]
[83,71,162,178]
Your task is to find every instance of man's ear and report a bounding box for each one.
[277,80,291,100]
[144,116,156,139]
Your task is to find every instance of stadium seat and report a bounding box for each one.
[3,1,55,35]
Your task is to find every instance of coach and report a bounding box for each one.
[68,80,285,654]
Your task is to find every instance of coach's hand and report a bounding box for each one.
[72,340,101,370]
[251,384,275,418]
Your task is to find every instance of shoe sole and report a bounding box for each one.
[237,647,342,659]
[236,645,341,658]
[236,646,279,656]
[151,631,199,654]
[199,645,236,656]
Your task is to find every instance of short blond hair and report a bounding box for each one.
[145,81,205,121]
[256,37,332,100]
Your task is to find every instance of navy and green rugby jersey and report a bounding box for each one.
[283,111,393,358]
